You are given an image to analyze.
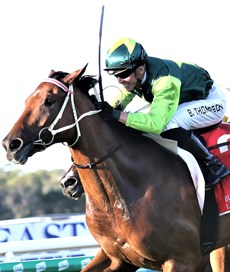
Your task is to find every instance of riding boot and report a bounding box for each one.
[161,128,230,188]
[181,132,230,188]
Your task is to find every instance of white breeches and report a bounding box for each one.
[163,83,227,131]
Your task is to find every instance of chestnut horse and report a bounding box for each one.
[2,65,230,272]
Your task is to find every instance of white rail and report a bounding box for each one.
[0,236,99,255]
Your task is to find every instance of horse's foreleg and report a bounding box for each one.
[162,258,199,272]
[210,247,225,272]
[81,248,111,272]
[81,248,139,272]
[195,245,230,272]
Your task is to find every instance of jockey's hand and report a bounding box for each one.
[95,101,121,121]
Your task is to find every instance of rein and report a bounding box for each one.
[73,146,120,169]
[33,78,100,147]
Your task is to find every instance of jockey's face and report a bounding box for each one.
[115,65,145,92]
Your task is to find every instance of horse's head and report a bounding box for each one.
[59,163,84,200]
[2,64,98,165]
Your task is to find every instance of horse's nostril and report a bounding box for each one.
[64,177,77,187]
[9,138,23,151]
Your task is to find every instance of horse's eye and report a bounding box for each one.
[44,97,55,107]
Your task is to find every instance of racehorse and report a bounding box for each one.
[2,65,230,272]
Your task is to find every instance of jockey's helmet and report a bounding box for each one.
[104,37,148,75]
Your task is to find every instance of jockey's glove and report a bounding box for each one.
[95,101,121,121]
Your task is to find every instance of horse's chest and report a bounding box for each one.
[86,197,131,236]
[86,209,123,237]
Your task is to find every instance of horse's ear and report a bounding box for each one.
[63,64,88,85]
[49,70,55,77]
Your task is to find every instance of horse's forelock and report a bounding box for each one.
[50,71,69,81]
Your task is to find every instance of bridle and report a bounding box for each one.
[33,78,100,147]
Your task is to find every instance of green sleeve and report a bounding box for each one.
[126,76,181,134]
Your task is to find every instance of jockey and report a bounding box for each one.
[98,37,230,188]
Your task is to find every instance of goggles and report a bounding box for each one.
[108,69,134,79]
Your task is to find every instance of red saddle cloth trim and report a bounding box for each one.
[200,123,230,215]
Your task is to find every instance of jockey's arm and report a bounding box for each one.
[118,76,181,134]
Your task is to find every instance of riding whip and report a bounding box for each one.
[98,5,105,102]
